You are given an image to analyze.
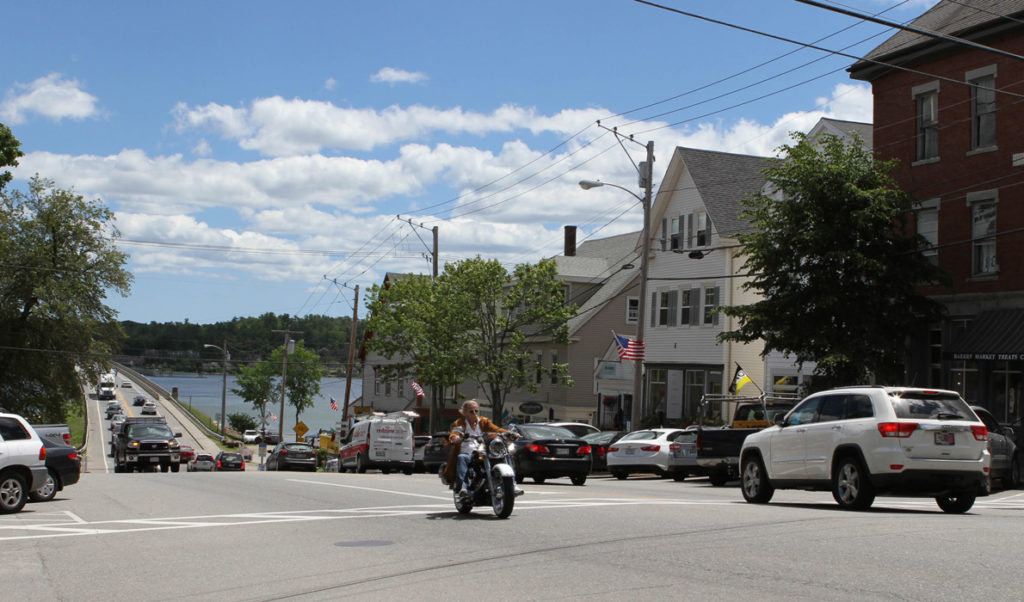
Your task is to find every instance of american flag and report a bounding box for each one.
[411,381,424,397]
[613,332,645,361]
[270,412,278,422]
[330,396,339,411]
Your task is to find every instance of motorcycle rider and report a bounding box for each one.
[443,399,518,498]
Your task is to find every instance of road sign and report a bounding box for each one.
[293,421,308,437]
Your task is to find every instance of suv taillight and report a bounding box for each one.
[39,445,46,461]
[877,422,918,438]
[971,425,988,441]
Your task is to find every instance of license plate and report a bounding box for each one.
[555,448,569,456]
[935,432,955,446]
[149,457,158,463]
[375,450,386,457]
[625,448,635,456]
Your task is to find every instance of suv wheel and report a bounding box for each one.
[1009,456,1022,489]
[0,471,28,513]
[832,455,875,510]
[936,494,976,513]
[741,455,774,504]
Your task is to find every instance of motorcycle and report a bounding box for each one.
[441,427,521,518]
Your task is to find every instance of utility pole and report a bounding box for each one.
[397,215,441,432]
[342,285,359,430]
[271,329,301,441]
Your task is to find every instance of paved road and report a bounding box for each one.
[3,468,1024,601]
[83,373,223,473]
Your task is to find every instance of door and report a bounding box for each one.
[768,397,822,479]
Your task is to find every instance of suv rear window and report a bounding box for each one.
[889,391,974,420]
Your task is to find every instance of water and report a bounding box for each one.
[150,373,362,437]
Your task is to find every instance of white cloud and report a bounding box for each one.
[370,67,427,85]
[324,77,336,90]
[192,138,212,157]
[0,73,100,124]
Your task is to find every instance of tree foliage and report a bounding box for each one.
[718,132,948,388]
[228,412,258,433]
[0,173,133,420]
[230,340,323,434]
[364,257,576,428]
[0,123,23,194]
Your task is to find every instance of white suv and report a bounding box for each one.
[0,412,49,513]
[740,386,990,513]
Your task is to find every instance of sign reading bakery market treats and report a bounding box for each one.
[948,352,1023,361]
[518,401,543,415]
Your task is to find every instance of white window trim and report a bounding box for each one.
[626,296,639,325]
[966,189,999,277]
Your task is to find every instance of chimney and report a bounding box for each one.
[564,225,577,257]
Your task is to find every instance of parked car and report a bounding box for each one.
[243,429,260,444]
[581,430,627,472]
[266,442,317,471]
[412,435,430,472]
[141,401,158,415]
[740,386,991,513]
[104,401,122,419]
[421,432,449,474]
[606,428,699,480]
[178,445,195,466]
[0,412,49,513]
[507,423,591,485]
[214,451,245,471]
[971,405,1021,490]
[133,395,146,407]
[533,422,601,438]
[30,437,81,503]
[189,453,216,472]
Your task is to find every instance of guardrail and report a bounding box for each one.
[112,362,225,443]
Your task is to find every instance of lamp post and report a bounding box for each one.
[203,341,229,439]
[579,139,654,429]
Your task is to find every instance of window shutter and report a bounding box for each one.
[690,287,701,325]
[661,218,668,251]
[667,290,678,326]
[712,287,720,325]
[686,214,694,249]
[651,292,657,328]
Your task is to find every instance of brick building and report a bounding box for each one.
[850,0,1024,423]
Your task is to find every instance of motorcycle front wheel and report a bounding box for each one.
[491,470,515,519]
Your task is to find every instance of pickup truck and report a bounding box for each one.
[693,394,798,486]
[113,417,182,473]
[32,423,72,447]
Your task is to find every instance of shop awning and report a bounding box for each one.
[946,309,1024,361]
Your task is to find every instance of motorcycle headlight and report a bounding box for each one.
[488,437,509,458]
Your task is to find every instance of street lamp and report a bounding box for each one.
[204,341,229,439]
[578,139,654,430]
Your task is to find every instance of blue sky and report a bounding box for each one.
[2,0,938,324]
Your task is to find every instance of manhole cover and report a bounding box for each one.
[335,540,394,548]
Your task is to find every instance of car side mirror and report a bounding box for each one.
[1002,426,1016,440]
[175,432,182,438]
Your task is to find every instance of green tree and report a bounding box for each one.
[0,123,23,193]
[269,341,323,431]
[718,132,948,388]
[231,359,276,428]
[364,273,475,432]
[227,412,258,433]
[0,175,133,420]
[442,257,575,423]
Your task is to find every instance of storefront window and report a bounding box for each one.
[951,361,979,404]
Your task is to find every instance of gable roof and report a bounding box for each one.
[550,231,641,335]
[850,0,1024,80]
[674,147,773,238]
[807,118,873,149]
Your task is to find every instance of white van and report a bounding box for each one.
[338,411,418,475]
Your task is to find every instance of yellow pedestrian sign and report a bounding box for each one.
[293,421,308,438]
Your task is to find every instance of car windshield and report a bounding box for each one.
[582,432,618,444]
[127,425,172,438]
[619,430,660,442]
[889,392,975,420]
[517,425,576,439]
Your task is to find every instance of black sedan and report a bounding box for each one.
[266,442,317,471]
[972,405,1021,490]
[214,451,245,471]
[421,432,449,474]
[581,430,627,472]
[508,424,591,486]
[30,437,81,503]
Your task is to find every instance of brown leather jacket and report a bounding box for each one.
[441,416,508,484]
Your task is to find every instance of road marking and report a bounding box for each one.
[288,478,452,500]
